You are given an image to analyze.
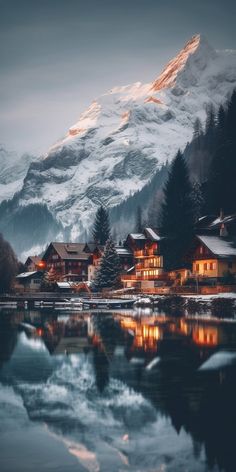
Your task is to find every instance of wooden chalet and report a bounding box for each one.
[122,228,166,291]
[15,271,44,292]
[42,242,92,282]
[25,256,45,272]
[190,235,236,281]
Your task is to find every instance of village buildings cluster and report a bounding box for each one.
[15,212,236,294]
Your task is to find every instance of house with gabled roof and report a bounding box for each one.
[190,234,236,281]
[42,242,92,282]
[122,227,167,290]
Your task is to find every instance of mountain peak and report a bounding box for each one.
[151,34,215,91]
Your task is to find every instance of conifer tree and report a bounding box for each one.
[206,90,236,214]
[92,205,111,245]
[193,117,203,139]
[135,205,142,232]
[92,239,121,291]
[191,181,204,221]
[216,105,226,145]
[160,150,194,269]
[205,104,216,153]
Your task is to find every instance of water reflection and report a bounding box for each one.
[1,308,236,471]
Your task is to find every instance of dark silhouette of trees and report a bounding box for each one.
[160,150,194,269]
[135,205,142,232]
[92,205,111,245]
[0,233,18,293]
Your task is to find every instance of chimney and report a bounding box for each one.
[220,223,228,237]
[219,209,228,237]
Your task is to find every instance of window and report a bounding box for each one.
[200,246,204,254]
[196,263,199,272]
[204,263,207,271]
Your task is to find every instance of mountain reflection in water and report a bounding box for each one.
[1,308,236,472]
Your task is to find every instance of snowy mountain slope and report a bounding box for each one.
[0,145,35,202]
[4,34,236,246]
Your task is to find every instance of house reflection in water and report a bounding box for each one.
[119,317,162,354]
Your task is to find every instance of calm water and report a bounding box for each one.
[1,307,236,472]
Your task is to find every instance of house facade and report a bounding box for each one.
[191,235,236,281]
[25,256,45,272]
[42,242,92,282]
[15,271,44,292]
[121,228,166,291]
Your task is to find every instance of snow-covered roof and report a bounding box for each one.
[209,214,236,228]
[16,271,40,279]
[144,228,160,241]
[57,282,74,289]
[197,235,236,258]
[127,266,135,273]
[43,242,90,261]
[129,233,146,240]
[115,247,133,256]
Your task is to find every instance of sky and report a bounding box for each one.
[1,0,236,156]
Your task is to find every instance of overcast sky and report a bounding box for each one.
[1,0,236,156]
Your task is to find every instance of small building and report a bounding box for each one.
[15,271,44,292]
[42,242,92,282]
[191,235,236,282]
[121,227,166,291]
[25,256,45,272]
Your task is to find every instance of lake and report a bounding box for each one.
[1,307,236,472]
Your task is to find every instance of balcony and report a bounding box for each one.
[134,249,159,258]
[121,273,168,281]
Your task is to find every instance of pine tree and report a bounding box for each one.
[193,117,203,139]
[206,90,236,214]
[92,239,121,291]
[160,150,194,269]
[191,180,204,221]
[216,105,226,145]
[135,205,142,232]
[226,89,236,145]
[92,206,111,245]
[205,104,216,153]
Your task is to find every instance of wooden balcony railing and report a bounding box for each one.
[121,273,168,281]
[134,249,159,258]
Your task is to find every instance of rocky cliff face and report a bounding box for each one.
[1,34,236,255]
[0,146,35,203]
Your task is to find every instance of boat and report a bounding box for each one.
[82,298,134,310]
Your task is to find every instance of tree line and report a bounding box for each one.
[157,89,236,269]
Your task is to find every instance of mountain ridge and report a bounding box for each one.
[1,34,236,256]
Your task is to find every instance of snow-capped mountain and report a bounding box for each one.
[3,34,236,248]
[0,145,35,202]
